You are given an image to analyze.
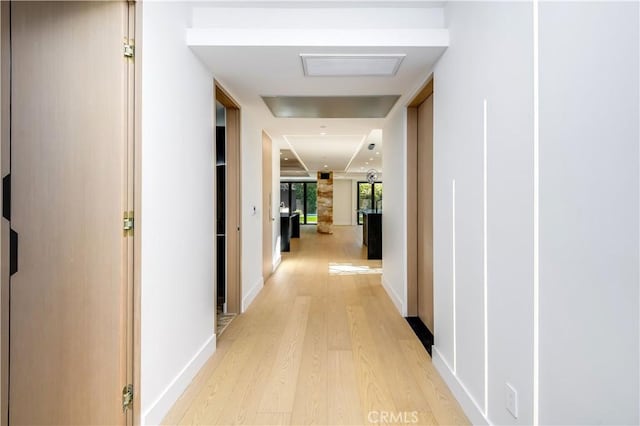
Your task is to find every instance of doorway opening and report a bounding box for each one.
[214,82,242,336]
[406,76,434,356]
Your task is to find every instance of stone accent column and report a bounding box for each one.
[317,171,333,234]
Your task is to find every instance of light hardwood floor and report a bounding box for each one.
[163,226,469,426]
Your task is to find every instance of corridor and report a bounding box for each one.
[163,226,468,425]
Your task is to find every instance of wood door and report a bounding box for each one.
[262,132,273,281]
[225,107,241,313]
[8,2,133,424]
[417,94,434,332]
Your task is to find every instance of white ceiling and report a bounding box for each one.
[188,3,447,177]
[284,134,366,171]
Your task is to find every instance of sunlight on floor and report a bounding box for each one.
[328,262,383,275]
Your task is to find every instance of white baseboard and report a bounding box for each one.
[273,253,282,272]
[381,275,405,316]
[432,346,490,426]
[142,334,216,426]
[242,276,263,312]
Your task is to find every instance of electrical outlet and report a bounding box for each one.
[505,383,518,418]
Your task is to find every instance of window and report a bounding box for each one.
[357,181,383,225]
[280,181,317,225]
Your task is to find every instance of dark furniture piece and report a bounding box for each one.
[362,211,382,259]
[290,213,300,238]
[280,213,300,252]
[280,214,292,252]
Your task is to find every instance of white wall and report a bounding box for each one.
[333,179,354,226]
[430,1,639,425]
[271,137,281,271]
[351,180,359,225]
[140,3,215,424]
[191,6,445,30]
[382,108,407,314]
[240,110,265,310]
[432,3,534,423]
[538,2,639,424]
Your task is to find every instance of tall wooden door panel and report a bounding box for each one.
[417,94,434,333]
[9,2,132,424]
[225,108,241,314]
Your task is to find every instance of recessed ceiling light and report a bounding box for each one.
[365,162,369,165]
[320,132,327,136]
[284,157,289,160]
[324,164,328,168]
[301,54,406,77]
[369,157,373,161]
[376,152,380,155]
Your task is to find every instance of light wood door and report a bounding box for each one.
[215,84,241,314]
[225,108,241,314]
[262,132,273,281]
[9,2,133,424]
[417,94,434,332]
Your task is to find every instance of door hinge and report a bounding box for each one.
[123,41,134,58]
[122,384,134,412]
[123,211,134,236]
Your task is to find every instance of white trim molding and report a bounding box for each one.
[142,334,217,426]
[273,253,282,272]
[242,276,263,312]
[432,346,491,426]
[381,275,405,316]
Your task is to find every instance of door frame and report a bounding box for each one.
[0,2,141,424]
[406,75,434,318]
[214,81,242,315]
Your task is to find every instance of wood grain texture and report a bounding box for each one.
[417,95,434,332]
[406,106,418,317]
[216,83,242,315]
[133,2,143,424]
[0,4,9,425]
[9,2,132,424]
[328,350,363,425]
[408,78,434,108]
[225,107,241,314]
[162,226,468,426]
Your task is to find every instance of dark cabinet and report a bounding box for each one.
[280,213,300,252]
[362,211,382,260]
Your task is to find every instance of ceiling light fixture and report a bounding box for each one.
[301,54,406,77]
[320,132,327,136]
[284,157,289,160]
